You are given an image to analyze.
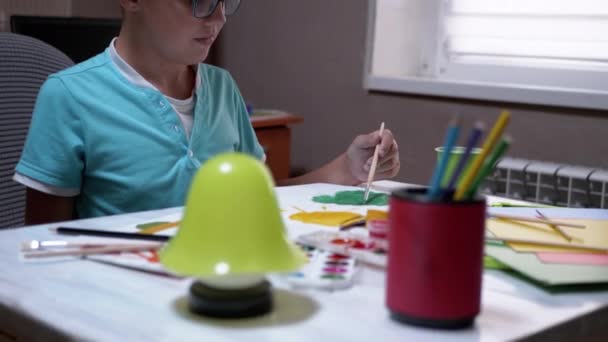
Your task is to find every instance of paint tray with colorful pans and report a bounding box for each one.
[284,243,358,290]
[296,231,387,268]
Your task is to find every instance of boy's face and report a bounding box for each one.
[130,0,226,65]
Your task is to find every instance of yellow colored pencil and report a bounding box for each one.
[534,210,574,242]
[138,221,180,235]
[489,213,586,229]
[454,110,511,200]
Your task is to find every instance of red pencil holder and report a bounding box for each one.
[386,188,486,329]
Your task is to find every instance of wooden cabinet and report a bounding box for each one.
[251,113,303,180]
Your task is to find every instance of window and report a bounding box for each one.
[365,0,608,110]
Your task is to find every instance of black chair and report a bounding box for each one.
[0,33,74,228]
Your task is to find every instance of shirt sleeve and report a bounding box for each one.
[14,77,85,191]
[230,77,265,160]
[13,173,80,196]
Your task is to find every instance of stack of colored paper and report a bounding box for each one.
[485,207,608,286]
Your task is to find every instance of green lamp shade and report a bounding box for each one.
[160,152,306,277]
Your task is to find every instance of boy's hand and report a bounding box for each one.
[345,128,400,183]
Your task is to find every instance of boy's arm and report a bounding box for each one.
[15,77,84,225]
[25,188,75,225]
[277,129,400,186]
[277,153,358,186]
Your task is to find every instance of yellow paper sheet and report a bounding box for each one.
[487,218,608,253]
[366,209,388,221]
[289,211,363,227]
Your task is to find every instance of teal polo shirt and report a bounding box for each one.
[15,50,264,218]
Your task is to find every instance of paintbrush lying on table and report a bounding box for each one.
[20,239,163,259]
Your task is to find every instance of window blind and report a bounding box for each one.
[444,0,608,69]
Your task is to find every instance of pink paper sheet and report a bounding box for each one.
[537,252,608,266]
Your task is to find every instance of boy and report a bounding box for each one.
[14,0,400,224]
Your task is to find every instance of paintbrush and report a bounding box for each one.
[21,240,109,252]
[364,122,385,203]
[21,242,163,259]
[51,227,171,241]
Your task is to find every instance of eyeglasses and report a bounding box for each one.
[192,0,241,19]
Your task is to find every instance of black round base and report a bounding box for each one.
[188,280,273,318]
[390,311,475,330]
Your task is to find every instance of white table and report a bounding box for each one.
[1,181,607,341]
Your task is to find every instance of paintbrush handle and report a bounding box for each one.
[21,240,108,252]
[22,243,163,259]
[53,227,171,241]
[364,146,381,200]
[364,122,385,201]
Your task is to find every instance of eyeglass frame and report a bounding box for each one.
[191,0,241,19]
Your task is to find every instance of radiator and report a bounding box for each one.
[481,157,608,208]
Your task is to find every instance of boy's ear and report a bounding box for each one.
[119,0,142,12]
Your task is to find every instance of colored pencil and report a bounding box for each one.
[535,209,573,242]
[138,221,180,235]
[489,202,548,208]
[428,114,462,200]
[52,227,171,242]
[455,110,511,200]
[463,136,511,199]
[446,122,484,191]
[364,122,385,203]
[488,214,586,229]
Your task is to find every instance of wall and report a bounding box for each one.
[217,0,608,184]
[71,0,120,18]
[0,0,119,31]
[0,0,71,31]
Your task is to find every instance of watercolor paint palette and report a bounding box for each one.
[285,244,358,290]
[296,231,387,268]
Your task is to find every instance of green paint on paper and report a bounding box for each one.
[312,191,388,206]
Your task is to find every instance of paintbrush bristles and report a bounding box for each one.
[364,122,385,203]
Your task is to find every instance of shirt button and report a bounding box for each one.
[188,150,194,158]
[159,101,165,107]
[173,125,180,132]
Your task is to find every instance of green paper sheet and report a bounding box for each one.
[484,255,510,270]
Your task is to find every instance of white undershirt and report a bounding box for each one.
[109,38,200,138]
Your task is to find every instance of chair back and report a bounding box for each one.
[0,32,74,228]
